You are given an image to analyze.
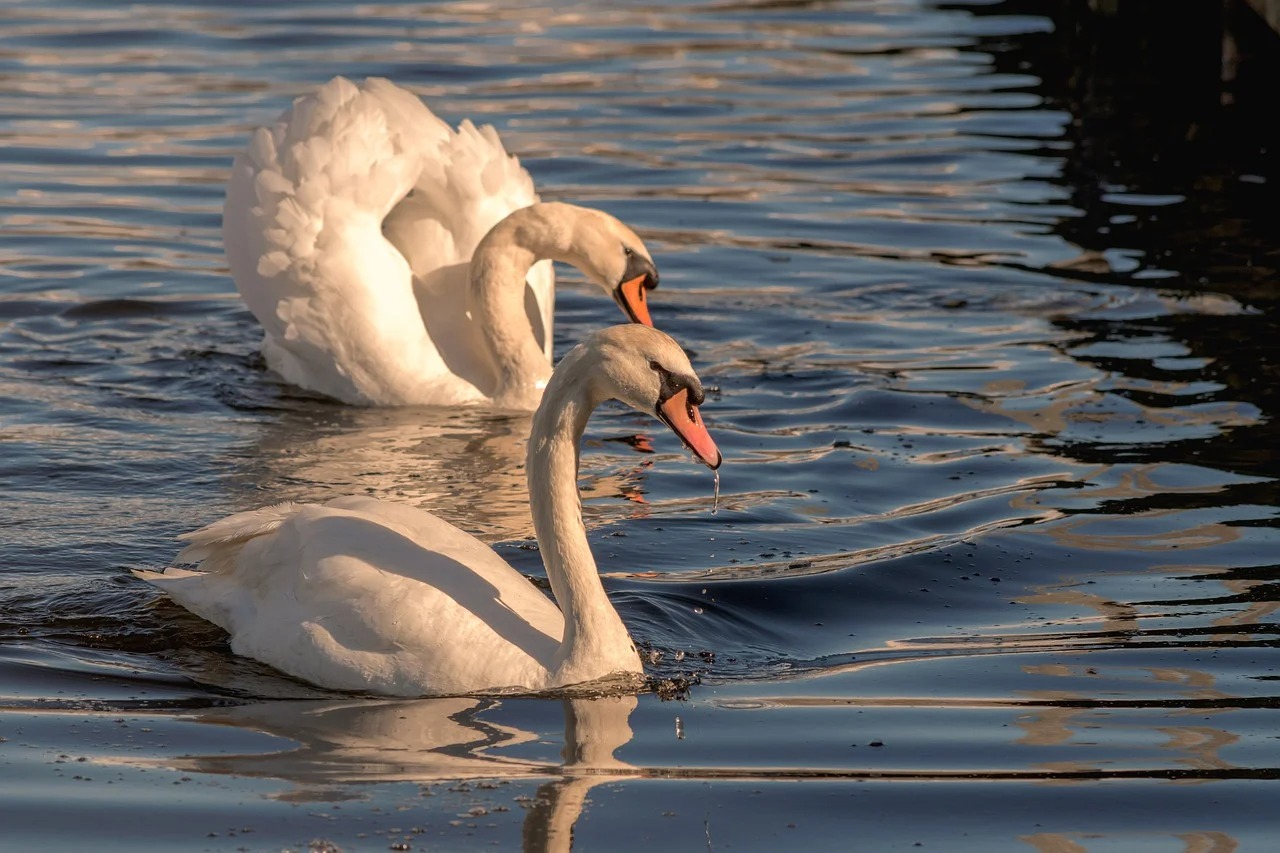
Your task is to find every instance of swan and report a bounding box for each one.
[134,325,721,696]
[224,76,660,409]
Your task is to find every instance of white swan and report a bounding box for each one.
[134,325,721,696]
[224,76,660,409]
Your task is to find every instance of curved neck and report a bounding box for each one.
[470,203,585,409]
[527,356,638,684]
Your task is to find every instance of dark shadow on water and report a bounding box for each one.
[940,1,1280,532]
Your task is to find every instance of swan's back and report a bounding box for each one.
[223,77,554,405]
[134,496,566,696]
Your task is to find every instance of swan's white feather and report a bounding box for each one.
[224,76,554,406]
[135,496,565,696]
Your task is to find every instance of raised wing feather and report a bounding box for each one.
[381,103,555,373]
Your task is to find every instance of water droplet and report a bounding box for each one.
[712,468,720,514]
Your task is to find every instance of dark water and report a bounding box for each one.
[3,1,1280,850]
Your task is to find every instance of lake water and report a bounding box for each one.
[3,1,1280,850]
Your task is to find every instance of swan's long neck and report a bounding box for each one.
[528,356,639,684]
[470,203,588,409]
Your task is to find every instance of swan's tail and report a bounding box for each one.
[131,501,303,584]
[131,502,308,630]
[174,501,303,564]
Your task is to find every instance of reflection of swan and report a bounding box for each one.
[136,326,722,695]
[225,76,659,408]
[162,693,638,852]
[166,693,637,786]
[523,695,637,853]
[229,404,663,544]
[232,405,542,541]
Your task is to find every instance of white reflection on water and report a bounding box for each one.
[131,693,637,852]
[161,693,637,787]
[220,403,693,542]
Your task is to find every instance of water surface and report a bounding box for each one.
[3,1,1280,850]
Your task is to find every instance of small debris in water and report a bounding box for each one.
[306,840,342,853]
[675,716,685,740]
[652,673,701,701]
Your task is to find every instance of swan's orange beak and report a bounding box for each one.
[616,275,654,327]
[657,387,722,469]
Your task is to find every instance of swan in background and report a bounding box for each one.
[224,76,660,409]
[135,325,721,696]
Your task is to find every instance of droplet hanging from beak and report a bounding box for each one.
[712,468,720,515]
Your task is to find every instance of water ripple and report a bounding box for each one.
[2,1,1279,845]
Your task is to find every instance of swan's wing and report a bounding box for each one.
[224,77,484,406]
[379,104,557,364]
[135,497,563,696]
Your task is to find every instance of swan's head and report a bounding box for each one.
[557,204,659,327]
[577,325,721,470]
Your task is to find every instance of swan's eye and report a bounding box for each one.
[649,359,662,372]
[623,245,635,258]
